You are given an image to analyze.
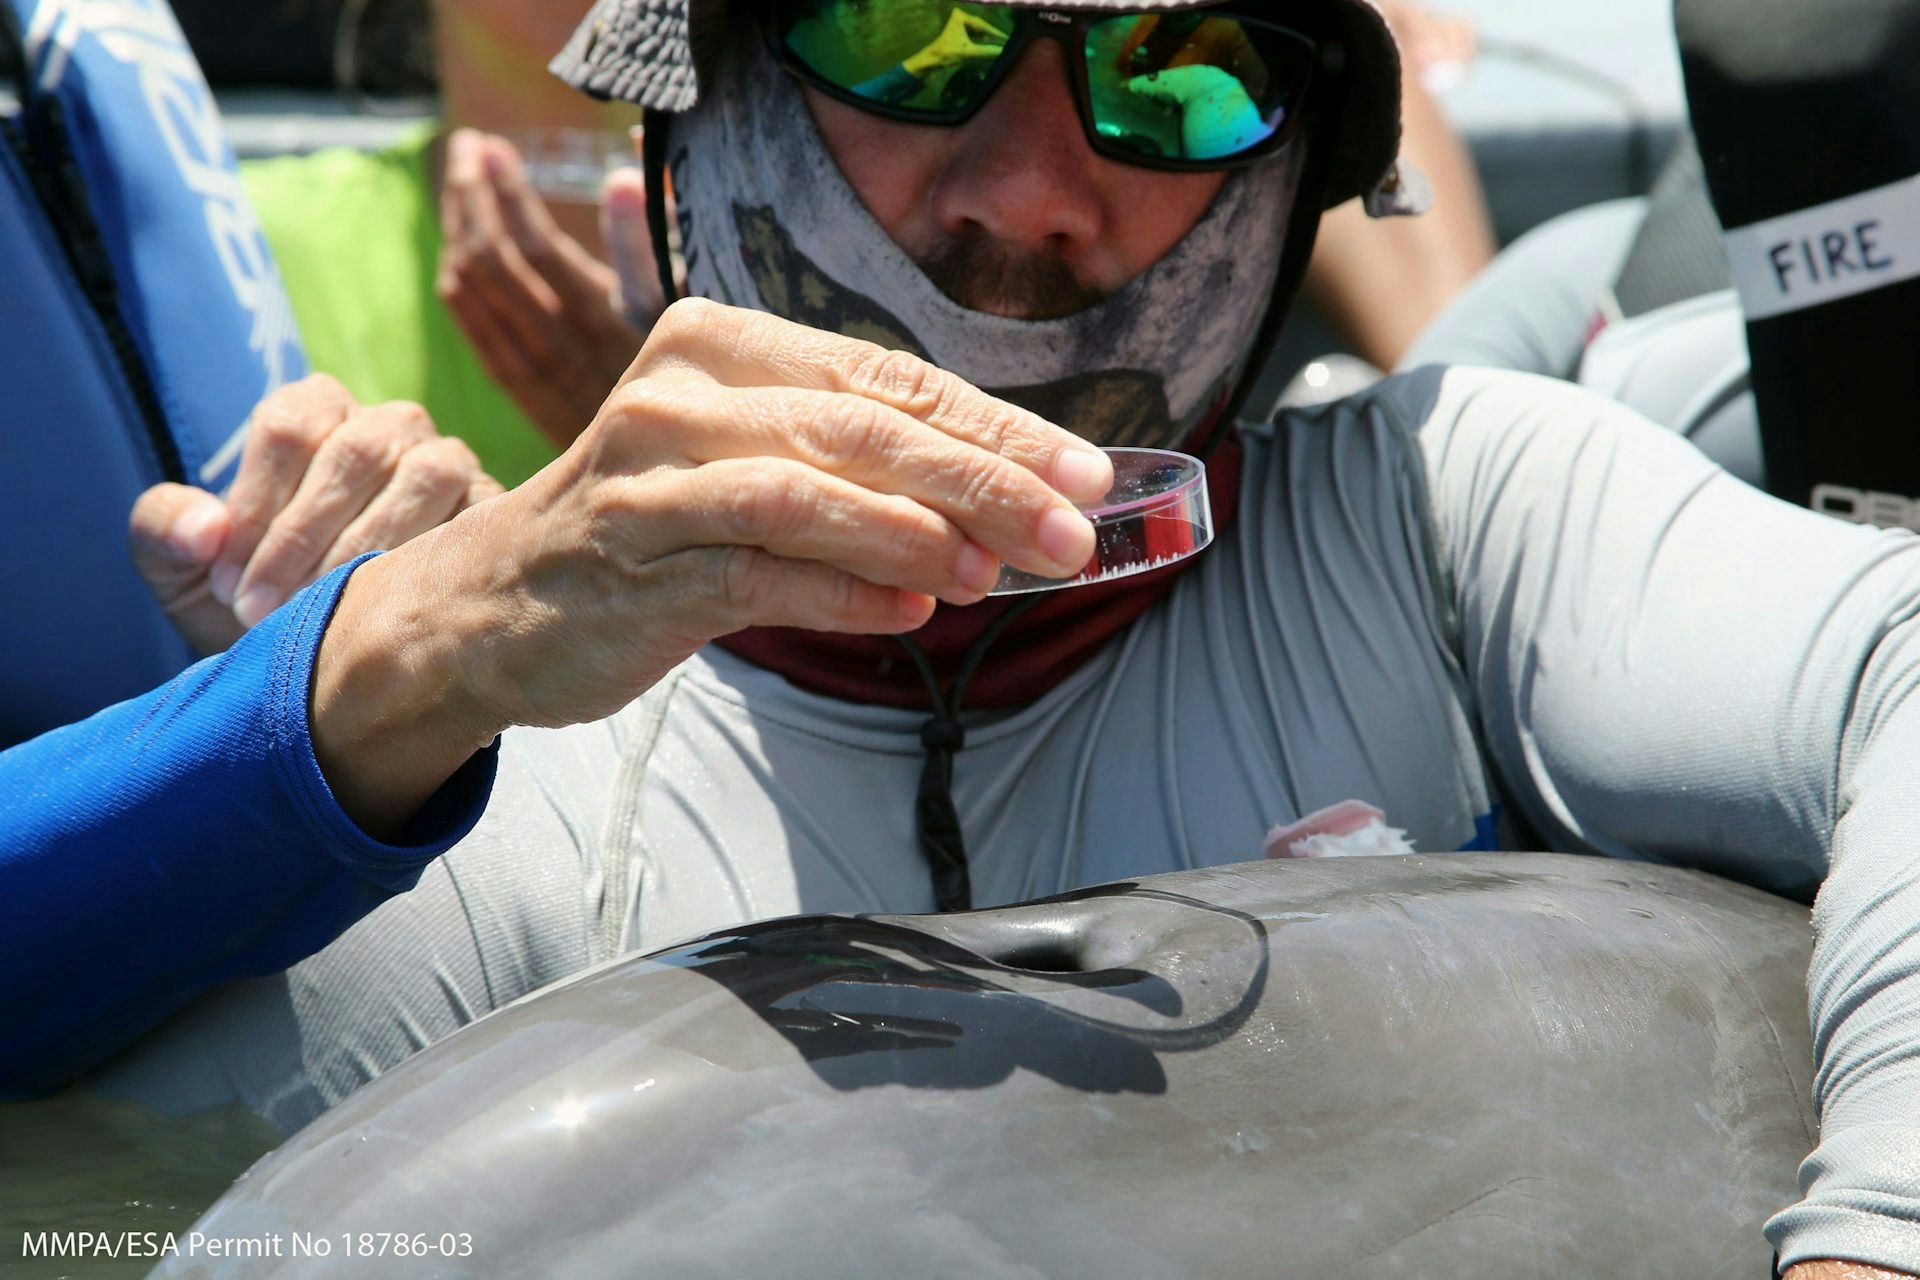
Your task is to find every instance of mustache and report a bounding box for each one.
[915,233,1110,321]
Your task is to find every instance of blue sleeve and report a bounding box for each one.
[0,554,497,1095]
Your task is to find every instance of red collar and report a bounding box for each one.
[715,431,1244,711]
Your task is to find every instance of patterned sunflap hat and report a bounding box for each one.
[550,0,1419,215]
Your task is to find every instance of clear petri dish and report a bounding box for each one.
[991,448,1214,596]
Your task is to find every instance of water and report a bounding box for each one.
[1,1093,277,1278]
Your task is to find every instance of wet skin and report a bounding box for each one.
[165,856,1816,1279]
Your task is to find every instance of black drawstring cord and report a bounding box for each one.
[896,595,1041,912]
[913,711,970,913]
[640,108,680,312]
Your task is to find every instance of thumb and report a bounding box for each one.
[130,484,228,583]
[601,167,665,332]
[129,484,244,656]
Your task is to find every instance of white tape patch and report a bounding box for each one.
[1723,173,1920,320]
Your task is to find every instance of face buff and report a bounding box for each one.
[668,36,1298,449]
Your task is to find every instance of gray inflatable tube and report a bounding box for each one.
[161,853,1815,1279]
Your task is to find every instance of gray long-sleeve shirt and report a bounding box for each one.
[95,365,1920,1268]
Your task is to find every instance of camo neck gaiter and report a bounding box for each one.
[668,37,1296,448]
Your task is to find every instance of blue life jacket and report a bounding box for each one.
[0,0,306,748]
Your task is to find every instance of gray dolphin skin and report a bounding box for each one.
[161,854,1814,1279]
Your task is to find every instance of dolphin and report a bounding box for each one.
[160,853,1814,1278]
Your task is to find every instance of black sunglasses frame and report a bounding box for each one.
[762,2,1329,172]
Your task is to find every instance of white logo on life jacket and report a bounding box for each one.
[1811,483,1920,533]
[23,0,298,485]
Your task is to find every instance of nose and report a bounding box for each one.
[928,39,1107,255]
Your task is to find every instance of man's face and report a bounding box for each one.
[802,37,1230,321]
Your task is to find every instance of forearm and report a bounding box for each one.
[310,523,510,839]
[1305,73,1494,369]
[1407,367,1920,1270]
[0,557,495,1093]
[1766,676,1920,1271]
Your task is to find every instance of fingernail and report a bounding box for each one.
[208,561,242,608]
[895,590,936,631]
[1052,448,1113,504]
[1037,506,1095,575]
[233,585,279,629]
[955,542,1000,596]
[167,500,225,563]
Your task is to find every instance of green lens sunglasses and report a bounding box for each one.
[765,1,1326,170]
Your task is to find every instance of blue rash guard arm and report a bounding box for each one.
[1392,366,1920,1271]
[0,554,498,1096]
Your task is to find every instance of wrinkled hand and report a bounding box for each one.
[129,374,503,656]
[437,128,661,450]
[312,299,1114,835]
[1783,1263,1919,1280]
[902,10,1008,77]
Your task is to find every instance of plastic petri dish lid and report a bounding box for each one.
[991,448,1214,596]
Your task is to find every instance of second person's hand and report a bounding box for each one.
[437,128,660,450]
[128,374,502,656]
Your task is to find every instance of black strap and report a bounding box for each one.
[897,594,1040,912]
[914,714,971,912]
[641,108,680,311]
[1194,31,1345,456]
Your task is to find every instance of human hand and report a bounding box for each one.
[1783,1263,1919,1279]
[128,374,503,657]
[437,128,659,452]
[310,299,1114,835]
[902,10,1009,78]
